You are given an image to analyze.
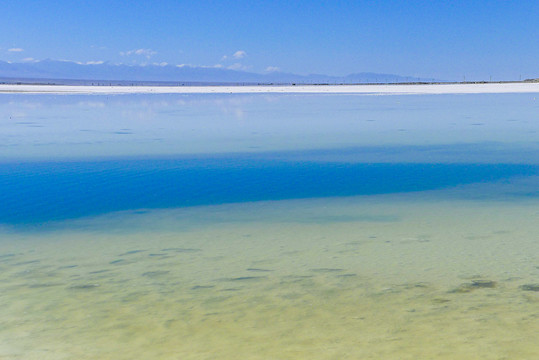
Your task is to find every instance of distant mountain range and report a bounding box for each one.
[0,59,441,85]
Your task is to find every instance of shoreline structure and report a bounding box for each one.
[1,82,539,95]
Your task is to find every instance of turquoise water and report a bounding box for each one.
[0,93,538,359]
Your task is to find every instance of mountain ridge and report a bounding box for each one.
[0,60,441,84]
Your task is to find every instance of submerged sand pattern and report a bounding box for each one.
[1,196,538,359]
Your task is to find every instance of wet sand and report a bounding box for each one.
[1,82,539,95]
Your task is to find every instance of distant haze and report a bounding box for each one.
[0,60,440,84]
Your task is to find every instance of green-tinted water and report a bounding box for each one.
[1,193,538,359]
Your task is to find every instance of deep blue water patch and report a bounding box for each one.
[0,155,537,225]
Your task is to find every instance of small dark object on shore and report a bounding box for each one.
[450,279,497,293]
[520,284,539,292]
[471,280,497,288]
[69,284,100,290]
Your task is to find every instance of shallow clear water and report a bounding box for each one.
[0,93,538,359]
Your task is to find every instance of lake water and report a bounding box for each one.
[0,93,538,359]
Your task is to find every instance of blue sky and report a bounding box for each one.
[1,0,538,80]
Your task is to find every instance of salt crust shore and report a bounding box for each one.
[1,82,539,95]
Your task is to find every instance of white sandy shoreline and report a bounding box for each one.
[1,82,538,95]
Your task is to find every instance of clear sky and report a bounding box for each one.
[1,0,537,81]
